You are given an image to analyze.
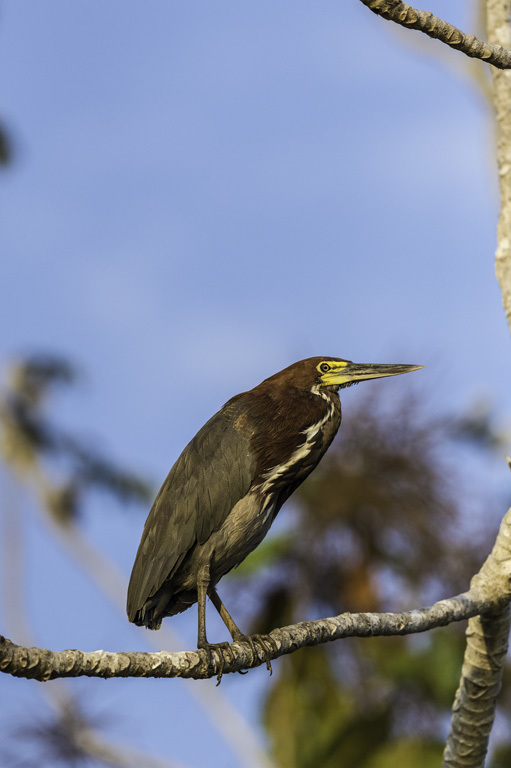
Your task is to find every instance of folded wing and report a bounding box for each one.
[126,398,255,622]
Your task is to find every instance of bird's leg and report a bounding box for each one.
[207,587,245,639]
[197,568,232,683]
[196,568,210,651]
[208,587,276,674]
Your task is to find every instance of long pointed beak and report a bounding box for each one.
[322,362,423,387]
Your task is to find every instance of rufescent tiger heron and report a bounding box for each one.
[127,357,422,664]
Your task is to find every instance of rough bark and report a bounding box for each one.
[359,0,511,69]
[442,508,511,766]
[487,0,511,333]
[0,592,494,683]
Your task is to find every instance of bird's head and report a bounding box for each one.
[313,357,423,392]
[265,357,423,394]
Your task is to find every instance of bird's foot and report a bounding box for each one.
[198,641,233,685]
[234,633,278,675]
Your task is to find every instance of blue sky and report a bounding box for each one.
[1,2,510,767]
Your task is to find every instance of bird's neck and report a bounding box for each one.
[248,382,342,494]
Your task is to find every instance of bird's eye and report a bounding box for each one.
[320,363,330,373]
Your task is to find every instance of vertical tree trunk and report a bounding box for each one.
[488,0,511,330]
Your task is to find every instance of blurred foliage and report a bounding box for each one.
[0,354,152,524]
[228,388,509,767]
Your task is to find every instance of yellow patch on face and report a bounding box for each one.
[317,360,351,386]
[316,360,348,375]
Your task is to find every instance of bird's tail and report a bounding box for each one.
[128,598,163,630]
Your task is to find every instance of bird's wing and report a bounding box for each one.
[127,399,255,620]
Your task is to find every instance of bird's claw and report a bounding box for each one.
[235,633,277,675]
[199,634,278,681]
[199,641,233,684]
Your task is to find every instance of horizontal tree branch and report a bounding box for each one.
[0,592,499,683]
[359,0,511,69]
[4,507,511,685]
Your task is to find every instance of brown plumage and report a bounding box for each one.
[127,356,421,653]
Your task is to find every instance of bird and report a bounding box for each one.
[127,356,422,659]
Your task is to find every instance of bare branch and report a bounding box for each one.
[0,593,492,683]
[384,8,493,106]
[4,505,511,688]
[359,0,511,69]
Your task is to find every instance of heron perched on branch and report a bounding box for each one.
[127,357,421,660]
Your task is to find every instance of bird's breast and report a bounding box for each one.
[255,390,341,496]
[205,492,276,583]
